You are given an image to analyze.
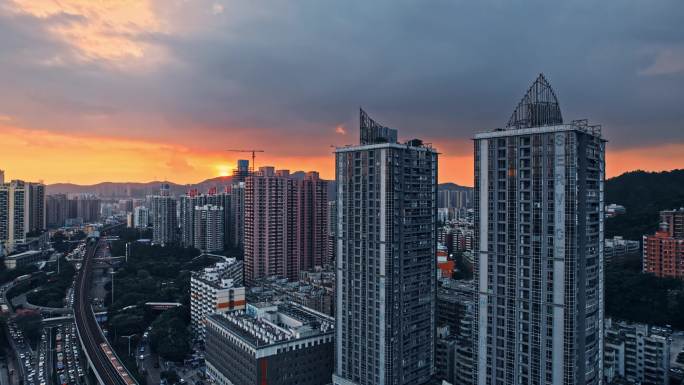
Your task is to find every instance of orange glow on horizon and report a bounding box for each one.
[0,126,682,187]
[215,164,233,177]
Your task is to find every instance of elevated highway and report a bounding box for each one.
[73,238,137,385]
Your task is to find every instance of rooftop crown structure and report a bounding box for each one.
[334,110,437,385]
[359,108,398,145]
[474,74,604,385]
[506,73,563,129]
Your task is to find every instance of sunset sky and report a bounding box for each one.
[0,1,682,186]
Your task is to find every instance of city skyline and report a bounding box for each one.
[1,1,683,186]
[2,2,684,385]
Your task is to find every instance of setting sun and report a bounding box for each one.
[216,164,232,177]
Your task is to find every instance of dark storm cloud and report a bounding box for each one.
[1,0,682,154]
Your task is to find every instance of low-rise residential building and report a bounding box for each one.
[3,250,47,269]
[606,203,627,218]
[605,236,641,263]
[298,267,335,287]
[670,332,684,384]
[248,274,334,317]
[604,318,671,385]
[643,214,684,279]
[190,257,245,338]
[437,279,474,333]
[437,220,475,257]
[205,302,334,385]
[437,244,455,279]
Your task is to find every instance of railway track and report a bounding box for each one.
[73,238,137,385]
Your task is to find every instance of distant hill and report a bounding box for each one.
[48,175,474,202]
[46,172,313,198]
[605,169,684,240]
[47,181,188,197]
[46,178,234,198]
[439,182,473,190]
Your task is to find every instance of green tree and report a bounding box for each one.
[605,259,684,329]
[149,307,191,362]
[605,169,684,239]
[110,308,146,337]
[0,263,38,286]
[26,257,76,308]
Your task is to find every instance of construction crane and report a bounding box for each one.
[226,149,265,171]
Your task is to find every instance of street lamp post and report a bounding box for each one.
[110,270,115,306]
[121,334,136,357]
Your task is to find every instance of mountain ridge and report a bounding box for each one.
[46,171,320,197]
[605,169,684,239]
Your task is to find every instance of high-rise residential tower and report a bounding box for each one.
[179,189,231,250]
[229,181,245,250]
[232,159,251,182]
[228,159,250,251]
[179,190,199,247]
[299,171,329,270]
[26,183,45,232]
[150,184,177,246]
[0,185,8,246]
[133,206,149,229]
[244,167,299,284]
[332,110,437,385]
[0,179,46,253]
[243,167,329,285]
[193,204,224,253]
[473,74,605,385]
[47,194,69,228]
[66,194,101,223]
